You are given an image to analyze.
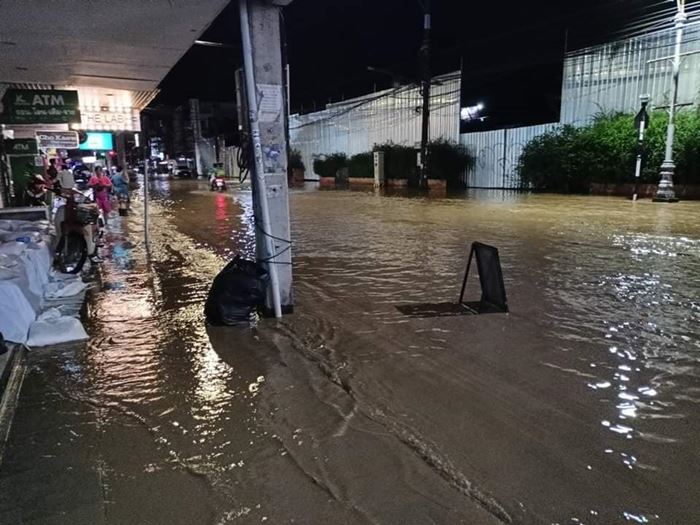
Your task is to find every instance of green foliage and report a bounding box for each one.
[348,152,373,178]
[313,153,347,179]
[518,110,700,192]
[374,142,417,180]
[289,149,305,171]
[427,138,475,189]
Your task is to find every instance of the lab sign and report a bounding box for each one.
[79,108,141,131]
[0,89,80,124]
[36,131,79,149]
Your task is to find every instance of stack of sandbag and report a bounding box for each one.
[0,218,90,346]
[26,308,88,348]
[42,272,89,317]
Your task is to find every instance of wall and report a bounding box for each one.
[459,123,558,188]
[289,72,460,179]
[561,22,700,126]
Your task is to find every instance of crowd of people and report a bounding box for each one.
[25,159,132,219]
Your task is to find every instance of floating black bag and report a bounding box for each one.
[204,256,269,325]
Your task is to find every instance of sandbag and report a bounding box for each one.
[0,281,36,343]
[204,256,269,325]
[26,308,88,347]
[43,278,87,300]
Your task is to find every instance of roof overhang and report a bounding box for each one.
[0,0,231,92]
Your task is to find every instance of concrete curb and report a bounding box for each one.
[0,344,27,466]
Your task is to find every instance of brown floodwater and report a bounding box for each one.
[1,180,698,524]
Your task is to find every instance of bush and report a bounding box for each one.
[428,138,475,189]
[374,142,417,181]
[348,152,373,178]
[289,149,305,171]
[518,110,700,192]
[313,153,347,179]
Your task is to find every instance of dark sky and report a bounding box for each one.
[155,0,687,131]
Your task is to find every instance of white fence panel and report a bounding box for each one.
[290,72,461,179]
[460,123,558,188]
[561,22,700,126]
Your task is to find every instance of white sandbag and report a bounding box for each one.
[19,242,51,299]
[2,230,43,243]
[0,241,27,256]
[43,279,87,299]
[0,281,36,343]
[49,268,79,282]
[26,308,88,347]
[0,267,19,280]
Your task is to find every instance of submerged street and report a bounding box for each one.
[0,181,698,524]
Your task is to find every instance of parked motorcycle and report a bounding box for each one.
[53,187,103,273]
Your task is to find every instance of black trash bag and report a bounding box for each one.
[204,256,269,325]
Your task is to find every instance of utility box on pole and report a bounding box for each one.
[239,0,293,314]
[373,150,385,188]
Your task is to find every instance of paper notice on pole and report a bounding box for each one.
[257,84,283,123]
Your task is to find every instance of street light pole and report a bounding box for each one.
[654,1,686,203]
[418,0,431,190]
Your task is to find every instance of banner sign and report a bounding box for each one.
[36,130,79,149]
[78,108,141,131]
[0,89,80,124]
[5,138,38,155]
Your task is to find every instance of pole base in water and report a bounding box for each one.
[652,195,679,202]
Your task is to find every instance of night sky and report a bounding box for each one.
[155,0,688,131]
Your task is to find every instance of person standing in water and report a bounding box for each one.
[111,165,130,216]
[89,166,113,221]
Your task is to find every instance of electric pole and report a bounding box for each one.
[238,0,294,317]
[418,0,431,190]
[654,0,686,203]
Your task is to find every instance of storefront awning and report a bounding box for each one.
[0,0,230,92]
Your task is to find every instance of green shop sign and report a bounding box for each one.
[5,138,38,155]
[0,89,80,124]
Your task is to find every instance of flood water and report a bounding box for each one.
[1,180,699,524]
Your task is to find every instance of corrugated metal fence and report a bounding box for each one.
[289,72,460,178]
[561,22,700,125]
[288,23,700,188]
[459,123,558,188]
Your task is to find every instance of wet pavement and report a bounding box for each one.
[0,180,698,524]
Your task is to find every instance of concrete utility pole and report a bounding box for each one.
[418,0,431,190]
[239,0,293,317]
[654,1,686,203]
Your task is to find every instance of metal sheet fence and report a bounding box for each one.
[459,123,558,188]
[289,72,460,178]
[561,22,700,125]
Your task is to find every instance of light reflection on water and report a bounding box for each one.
[4,181,699,524]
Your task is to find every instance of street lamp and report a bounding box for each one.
[460,102,485,122]
[654,0,686,203]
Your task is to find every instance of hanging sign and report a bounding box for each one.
[5,138,38,155]
[78,108,141,131]
[36,131,79,149]
[0,89,80,124]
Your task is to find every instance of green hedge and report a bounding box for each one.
[345,140,474,188]
[428,138,474,188]
[313,153,347,178]
[349,152,373,178]
[517,110,700,192]
[374,142,417,181]
[289,149,305,171]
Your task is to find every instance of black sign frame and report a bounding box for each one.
[458,241,509,313]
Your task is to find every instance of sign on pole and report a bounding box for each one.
[5,138,38,155]
[0,89,80,124]
[35,131,79,149]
